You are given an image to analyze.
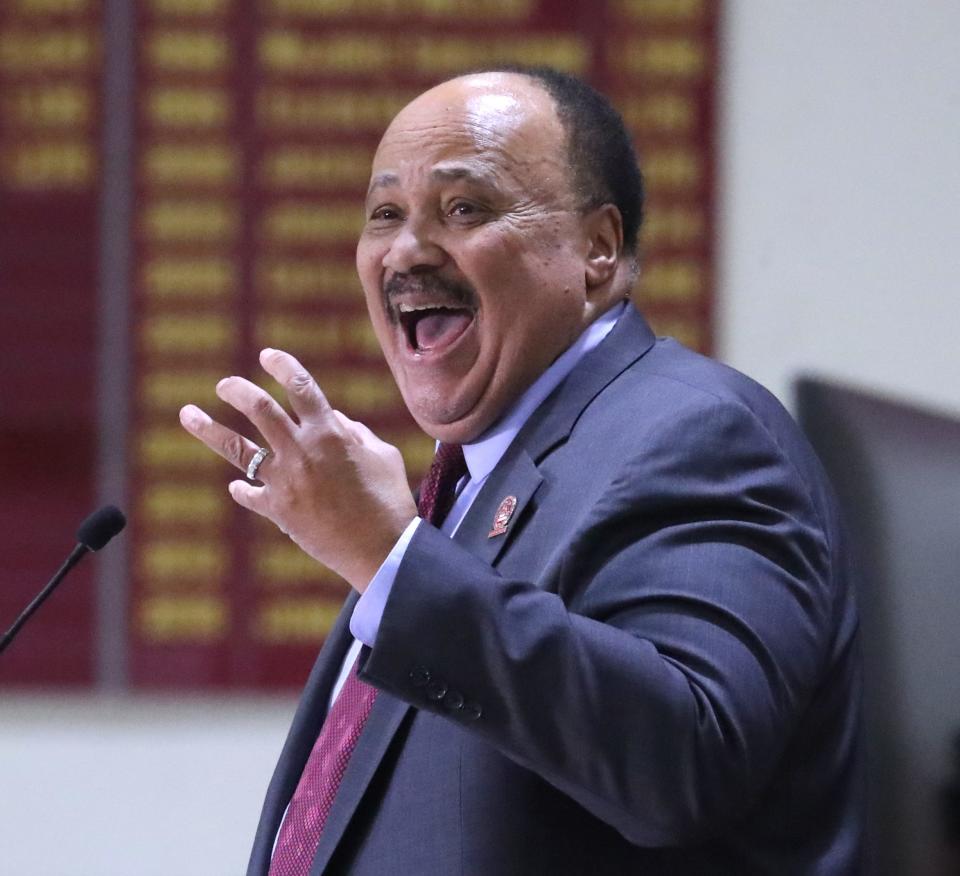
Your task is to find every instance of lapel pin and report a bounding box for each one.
[488,495,518,538]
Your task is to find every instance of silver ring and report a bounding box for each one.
[246,446,271,481]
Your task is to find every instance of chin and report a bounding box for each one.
[410,411,474,444]
[399,367,507,444]
[407,401,490,445]
[424,422,481,445]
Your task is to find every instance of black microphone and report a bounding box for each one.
[0,505,126,655]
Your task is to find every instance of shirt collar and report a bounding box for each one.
[461,301,626,484]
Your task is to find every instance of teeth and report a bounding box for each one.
[398,303,452,313]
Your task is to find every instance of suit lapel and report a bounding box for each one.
[248,590,358,874]
[250,593,414,876]
[309,688,411,874]
[515,303,656,464]
[454,448,543,567]
[451,304,657,564]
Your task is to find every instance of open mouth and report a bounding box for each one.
[398,304,475,353]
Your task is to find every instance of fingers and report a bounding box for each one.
[178,406,271,516]
[228,478,266,513]
[214,373,296,451]
[259,348,332,425]
[179,404,269,477]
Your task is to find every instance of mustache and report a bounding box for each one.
[382,272,478,324]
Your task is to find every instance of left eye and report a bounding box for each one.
[448,201,476,216]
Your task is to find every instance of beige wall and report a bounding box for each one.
[718,0,960,417]
[0,695,295,875]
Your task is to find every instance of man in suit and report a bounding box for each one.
[181,67,863,873]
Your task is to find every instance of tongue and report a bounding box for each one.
[415,310,472,351]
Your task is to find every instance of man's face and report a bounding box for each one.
[356,73,601,443]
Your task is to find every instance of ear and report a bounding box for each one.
[584,204,623,290]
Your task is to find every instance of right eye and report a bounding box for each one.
[369,205,402,222]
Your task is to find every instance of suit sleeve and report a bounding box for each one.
[358,397,838,847]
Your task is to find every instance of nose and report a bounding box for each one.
[382,221,446,274]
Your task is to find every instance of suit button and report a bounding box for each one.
[409,666,431,687]
[426,678,448,701]
[463,701,482,721]
[442,689,465,711]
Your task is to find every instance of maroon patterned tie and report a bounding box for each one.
[269,444,466,875]
[417,442,467,526]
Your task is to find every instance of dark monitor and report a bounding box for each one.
[797,377,960,876]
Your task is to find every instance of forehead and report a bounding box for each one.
[368,75,570,196]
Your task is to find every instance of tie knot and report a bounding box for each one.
[418,443,467,526]
[434,441,465,473]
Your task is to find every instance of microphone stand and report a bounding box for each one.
[0,544,90,655]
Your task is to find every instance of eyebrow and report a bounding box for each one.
[366,172,399,198]
[429,165,497,187]
[365,164,498,200]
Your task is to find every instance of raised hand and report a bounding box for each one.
[178,348,418,591]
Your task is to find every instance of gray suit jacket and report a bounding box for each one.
[248,305,863,874]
